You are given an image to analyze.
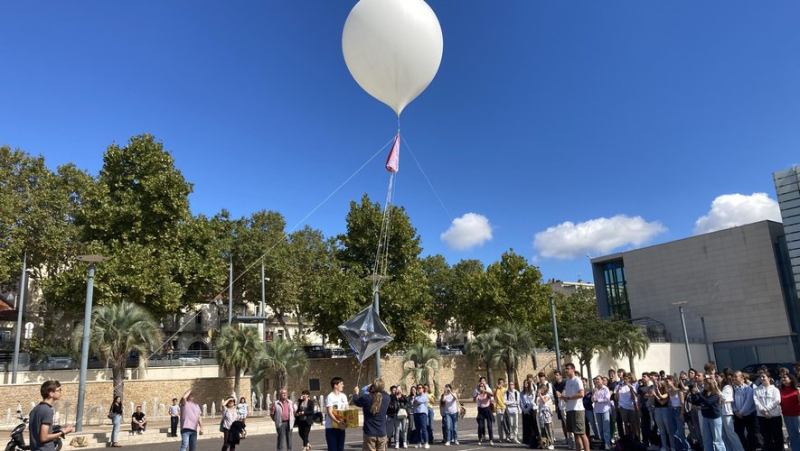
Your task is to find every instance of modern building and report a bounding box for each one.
[590,219,799,371]
[774,166,800,304]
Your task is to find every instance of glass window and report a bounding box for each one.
[603,260,631,320]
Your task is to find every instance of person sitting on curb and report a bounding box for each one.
[131,406,147,434]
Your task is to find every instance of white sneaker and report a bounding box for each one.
[547,446,554,450]
[514,439,521,444]
[454,441,459,446]
[444,442,450,447]
[424,444,430,449]
[415,445,420,449]
[395,444,400,449]
[489,440,494,446]
[403,445,408,449]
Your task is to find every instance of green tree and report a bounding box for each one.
[420,255,455,334]
[400,342,442,396]
[50,134,226,314]
[466,330,500,383]
[253,339,309,391]
[72,301,162,401]
[610,324,650,375]
[214,325,264,398]
[493,321,536,383]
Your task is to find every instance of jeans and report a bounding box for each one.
[180,429,198,451]
[111,414,121,443]
[445,412,459,443]
[414,412,429,445]
[477,406,494,442]
[639,406,652,446]
[722,415,745,451]
[506,411,519,442]
[325,428,345,451]
[786,415,800,451]
[668,407,688,451]
[595,410,612,449]
[171,416,179,437]
[394,417,408,445]
[652,408,670,451]
[701,415,725,451]
[586,409,598,439]
[427,407,434,442]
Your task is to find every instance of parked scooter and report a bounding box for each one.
[5,411,62,451]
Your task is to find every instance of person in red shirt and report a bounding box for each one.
[270,389,296,451]
[779,374,800,451]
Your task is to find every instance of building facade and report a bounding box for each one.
[591,220,799,371]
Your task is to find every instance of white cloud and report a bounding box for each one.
[694,193,781,235]
[533,215,666,259]
[440,213,493,250]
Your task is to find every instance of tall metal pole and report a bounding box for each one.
[549,295,562,373]
[373,289,381,378]
[701,316,712,364]
[11,251,27,384]
[76,263,96,432]
[228,256,233,325]
[679,305,693,369]
[261,258,266,317]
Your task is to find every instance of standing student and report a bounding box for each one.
[180,389,203,451]
[325,377,349,451]
[30,381,74,451]
[592,377,612,451]
[109,396,123,447]
[494,379,508,443]
[690,378,725,451]
[754,372,783,451]
[536,384,554,450]
[780,373,800,451]
[553,371,569,446]
[505,381,521,444]
[220,397,239,451]
[474,382,495,445]
[412,384,431,449]
[718,373,745,451]
[353,379,391,451]
[440,384,460,446]
[561,363,590,451]
[169,398,180,438]
[732,371,760,451]
[390,387,409,449]
[423,384,435,445]
[665,376,688,451]
[295,390,316,451]
[520,379,539,448]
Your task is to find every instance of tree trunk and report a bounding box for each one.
[532,349,538,370]
[276,312,291,338]
[628,353,636,376]
[234,369,241,400]
[487,363,494,385]
[113,364,125,403]
[584,354,593,384]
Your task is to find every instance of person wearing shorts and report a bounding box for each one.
[561,363,590,451]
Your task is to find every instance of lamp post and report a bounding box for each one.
[12,251,27,384]
[549,295,562,373]
[673,301,693,369]
[75,254,107,432]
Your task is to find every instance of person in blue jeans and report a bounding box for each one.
[424,384,435,444]
[440,384,460,445]
[412,384,430,448]
[169,398,180,438]
[179,389,203,451]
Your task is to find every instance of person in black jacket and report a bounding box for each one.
[295,390,316,451]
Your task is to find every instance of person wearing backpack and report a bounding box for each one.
[505,381,521,444]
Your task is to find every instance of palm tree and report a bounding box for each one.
[72,301,162,402]
[401,342,442,396]
[466,330,500,383]
[215,325,264,398]
[611,323,650,375]
[493,321,536,384]
[253,338,308,391]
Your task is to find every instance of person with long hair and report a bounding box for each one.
[664,376,688,451]
[520,378,540,449]
[650,381,670,451]
[390,386,409,449]
[295,390,316,451]
[109,395,123,447]
[474,382,495,445]
[690,377,725,451]
[440,384,460,446]
[221,397,239,451]
[591,376,612,451]
[354,379,391,451]
[412,383,431,449]
[718,372,745,451]
[754,372,783,451]
[779,373,800,451]
[536,383,555,450]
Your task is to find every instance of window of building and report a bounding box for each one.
[603,260,631,320]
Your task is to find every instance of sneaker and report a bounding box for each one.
[415,445,420,449]
[403,445,408,449]
[444,442,450,447]
[489,441,494,446]
[424,444,430,449]
[395,445,400,449]
[547,446,554,450]
[454,441,459,446]
[514,439,521,444]
[478,440,483,445]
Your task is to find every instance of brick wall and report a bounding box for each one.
[273,352,559,400]
[0,377,249,421]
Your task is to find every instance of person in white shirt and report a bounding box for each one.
[560,363,589,451]
[440,384,460,446]
[614,373,638,439]
[753,372,783,451]
[505,381,521,444]
[325,377,349,451]
[591,376,612,450]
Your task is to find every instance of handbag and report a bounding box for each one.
[219,417,225,432]
[107,411,115,420]
[396,408,408,419]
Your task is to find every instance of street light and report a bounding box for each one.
[12,251,28,384]
[75,254,107,432]
[672,301,693,369]
[549,295,562,373]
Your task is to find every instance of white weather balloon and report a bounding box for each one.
[342,0,444,117]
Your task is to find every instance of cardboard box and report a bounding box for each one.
[331,409,360,429]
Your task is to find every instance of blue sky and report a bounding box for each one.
[2,1,799,283]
